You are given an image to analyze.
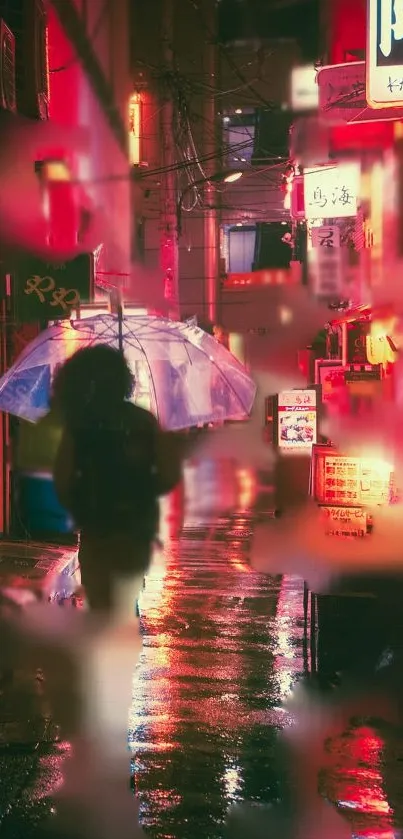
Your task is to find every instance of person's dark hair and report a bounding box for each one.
[51,345,134,427]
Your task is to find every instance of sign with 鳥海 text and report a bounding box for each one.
[15,253,94,323]
[367,0,403,108]
[304,164,360,220]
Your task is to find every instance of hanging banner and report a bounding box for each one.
[15,253,94,323]
[367,0,403,108]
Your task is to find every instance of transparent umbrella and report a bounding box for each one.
[0,313,256,430]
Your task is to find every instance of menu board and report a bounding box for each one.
[312,445,394,506]
[277,389,317,453]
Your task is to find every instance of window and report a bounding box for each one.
[223,111,255,168]
[227,225,256,273]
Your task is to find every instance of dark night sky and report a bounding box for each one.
[218,0,320,61]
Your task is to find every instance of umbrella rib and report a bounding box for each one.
[185,338,253,416]
[124,327,160,421]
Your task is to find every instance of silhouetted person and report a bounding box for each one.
[51,345,184,614]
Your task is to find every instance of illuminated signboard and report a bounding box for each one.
[128,93,141,164]
[304,164,360,220]
[277,388,318,454]
[367,0,403,108]
[311,445,395,506]
[291,64,318,112]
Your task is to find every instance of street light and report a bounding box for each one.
[176,169,243,234]
[223,171,243,184]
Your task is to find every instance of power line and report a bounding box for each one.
[187,0,277,111]
[49,0,109,73]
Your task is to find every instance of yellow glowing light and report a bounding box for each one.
[224,171,243,183]
[237,467,256,509]
[128,93,141,165]
[366,316,399,364]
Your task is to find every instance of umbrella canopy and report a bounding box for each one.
[0,314,256,430]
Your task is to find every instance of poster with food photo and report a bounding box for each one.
[277,389,318,453]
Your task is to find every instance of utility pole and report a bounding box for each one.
[160,0,180,319]
[203,0,219,324]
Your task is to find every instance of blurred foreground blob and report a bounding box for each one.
[226,801,351,839]
[250,500,403,588]
[0,111,104,262]
[245,287,332,392]
[0,594,145,839]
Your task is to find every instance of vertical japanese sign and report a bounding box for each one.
[15,253,93,323]
[308,226,343,299]
[311,225,341,248]
[304,164,360,219]
[367,0,403,107]
[277,389,318,454]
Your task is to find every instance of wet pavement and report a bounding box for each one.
[0,461,402,837]
[132,514,302,838]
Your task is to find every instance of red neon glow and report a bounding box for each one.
[223,269,295,289]
[47,6,79,127]
[323,725,394,829]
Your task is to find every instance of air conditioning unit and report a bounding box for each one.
[0,19,16,113]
